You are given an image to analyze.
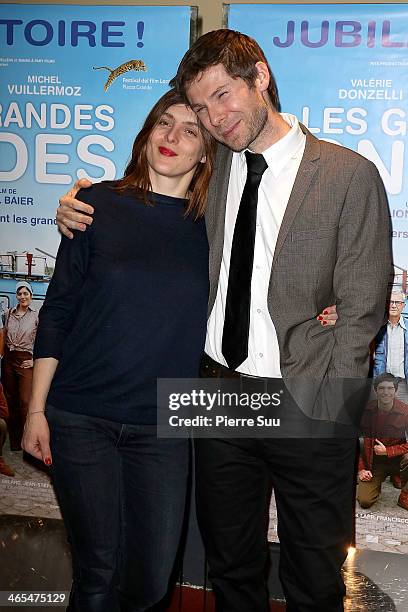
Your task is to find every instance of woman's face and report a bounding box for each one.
[145,103,206,184]
[16,288,32,307]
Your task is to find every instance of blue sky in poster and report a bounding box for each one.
[0,4,191,256]
[228,4,408,271]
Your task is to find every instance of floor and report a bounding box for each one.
[268,482,408,555]
[1,442,408,611]
[1,515,407,611]
[0,445,60,520]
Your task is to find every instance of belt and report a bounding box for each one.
[200,353,282,394]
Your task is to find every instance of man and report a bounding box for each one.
[57,30,391,612]
[358,373,408,511]
[373,290,408,404]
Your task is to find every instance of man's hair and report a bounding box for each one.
[373,372,399,391]
[390,289,406,301]
[114,88,215,218]
[170,29,280,111]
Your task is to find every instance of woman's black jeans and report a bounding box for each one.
[46,405,189,612]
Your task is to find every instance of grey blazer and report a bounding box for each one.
[205,126,392,418]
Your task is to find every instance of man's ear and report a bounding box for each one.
[254,61,270,93]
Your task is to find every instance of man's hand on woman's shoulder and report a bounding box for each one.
[56,178,95,239]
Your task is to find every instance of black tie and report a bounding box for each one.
[222,151,268,370]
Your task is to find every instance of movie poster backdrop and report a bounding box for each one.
[0,3,193,522]
[0,4,193,271]
[227,3,408,555]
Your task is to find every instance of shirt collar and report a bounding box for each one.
[367,398,407,415]
[388,316,407,330]
[11,304,35,315]
[239,113,305,179]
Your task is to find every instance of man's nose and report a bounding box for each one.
[207,105,225,127]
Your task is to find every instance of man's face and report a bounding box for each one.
[186,64,270,153]
[375,381,396,406]
[388,292,405,318]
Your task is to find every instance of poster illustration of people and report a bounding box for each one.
[227,3,408,555]
[0,3,193,527]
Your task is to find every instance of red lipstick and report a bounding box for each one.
[159,146,177,157]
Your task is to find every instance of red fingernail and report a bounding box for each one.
[317,315,323,321]
[323,310,328,315]
[44,457,52,466]
[323,321,327,326]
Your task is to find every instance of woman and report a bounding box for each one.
[0,314,14,477]
[22,89,215,612]
[3,281,38,451]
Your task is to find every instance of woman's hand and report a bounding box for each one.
[317,304,338,326]
[22,412,52,465]
[20,359,33,369]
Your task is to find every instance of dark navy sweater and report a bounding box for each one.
[34,182,209,424]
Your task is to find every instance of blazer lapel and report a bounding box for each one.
[206,144,233,313]
[272,126,321,268]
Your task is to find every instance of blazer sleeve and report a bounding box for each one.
[328,159,392,379]
[33,190,93,360]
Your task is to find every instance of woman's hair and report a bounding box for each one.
[15,282,33,296]
[115,89,215,218]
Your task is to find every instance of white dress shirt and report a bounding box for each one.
[387,316,406,379]
[205,114,306,377]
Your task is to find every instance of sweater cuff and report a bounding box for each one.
[33,327,65,360]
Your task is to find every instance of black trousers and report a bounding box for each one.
[196,358,357,612]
